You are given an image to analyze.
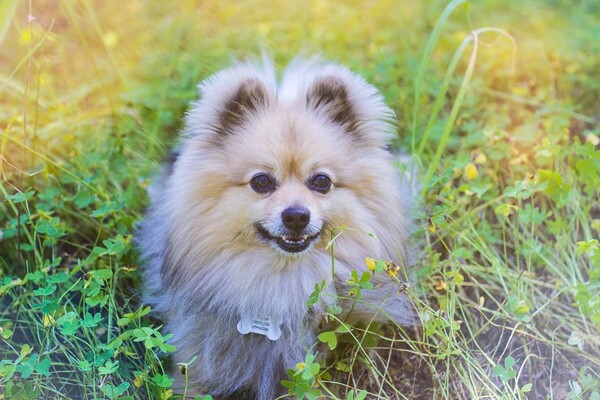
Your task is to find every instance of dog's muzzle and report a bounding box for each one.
[256,205,321,253]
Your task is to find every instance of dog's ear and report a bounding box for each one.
[187,61,275,141]
[282,60,395,147]
[306,76,358,132]
[217,78,269,136]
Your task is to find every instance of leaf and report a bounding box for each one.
[77,360,92,372]
[492,364,505,377]
[160,343,176,353]
[4,190,35,204]
[20,344,32,358]
[42,299,59,315]
[98,360,119,375]
[85,293,105,307]
[82,313,102,328]
[318,331,337,350]
[335,324,352,334]
[91,200,123,218]
[567,331,584,350]
[327,304,343,315]
[34,357,51,376]
[33,284,57,296]
[453,247,473,259]
[102,338,123,351]
[505,369,517,380]
[92,269,113,280]
[521,383,533,393]
[374,260,386,274]
[101,382,130,400]
[495,203,516,217]
[59,319,81,336]
[359,271,371,284]
[46,270,69,284]
[570,381,582,396]
[577,240,598,255]
[119,305,152,326]
[16,354,37,379]
[152,373,174,388]
[307,281,325,308]
[504,356,516,369]
[352,390,367,400]
[335,361,351,372]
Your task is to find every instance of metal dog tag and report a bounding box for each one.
[237,315,282,341]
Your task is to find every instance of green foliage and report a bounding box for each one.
[281,353,324,400]
[346,270,373,300]
[492,356,517,383]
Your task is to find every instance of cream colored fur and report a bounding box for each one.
[137,58,417,399]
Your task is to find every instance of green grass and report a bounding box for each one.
[1,0,600,399]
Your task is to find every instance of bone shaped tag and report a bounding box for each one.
[237,315,282,341]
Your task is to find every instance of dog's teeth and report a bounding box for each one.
[281,235,307,245]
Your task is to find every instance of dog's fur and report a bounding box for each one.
[137,58,417,399]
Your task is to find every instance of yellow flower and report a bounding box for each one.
[434,279,447,291]
[102,31,118,48]
[134,375,144,388]
[474,152,487,164]
[465,163,478,180]
[42,314,55,327]
[365,257,376,271]
[385,262,400,278]
[296,362,306,371]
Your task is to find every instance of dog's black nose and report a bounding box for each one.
[281,206,310,232]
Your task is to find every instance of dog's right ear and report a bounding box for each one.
[217,79,269,136]
[186,62,275,141]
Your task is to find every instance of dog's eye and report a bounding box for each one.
[308,174,332,194]
[250,173,276,194]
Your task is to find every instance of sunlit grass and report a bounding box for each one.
[2,0,600,399]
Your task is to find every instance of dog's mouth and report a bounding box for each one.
[255,224,321,253]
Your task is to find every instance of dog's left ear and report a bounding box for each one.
[307,76,358,132]
[293,63,394,146]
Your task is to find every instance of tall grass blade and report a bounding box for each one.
[411,0,467,152]
[422,32,478,190]
[421,28,515,190]
[0,0,19,45]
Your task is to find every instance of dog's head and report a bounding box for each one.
[173,59,399,258]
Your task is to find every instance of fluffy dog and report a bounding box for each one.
[137,58,417,399]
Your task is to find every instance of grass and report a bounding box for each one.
[1,0,600,399]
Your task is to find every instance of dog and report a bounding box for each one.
[136,57,417,399]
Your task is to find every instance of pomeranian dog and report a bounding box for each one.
[137,57,417,399]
